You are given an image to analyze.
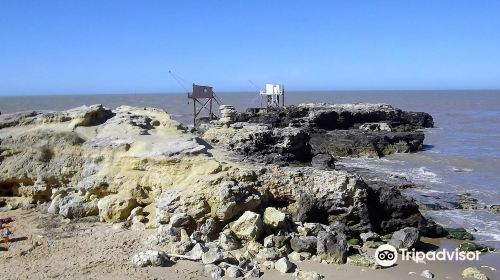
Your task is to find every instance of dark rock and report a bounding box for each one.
[365,180,426,234]
[446,228,474,240]
[311,153,336,169]
[204,103,433,164]
[316,231,349,264]
[490,205,500,214]
[200,218,223,242]
[290,236,317,253]
[170,213,195,231]
[456,193,486,210]
[459,241,493,252]
[310,130,425,158]
[420,220,448,238]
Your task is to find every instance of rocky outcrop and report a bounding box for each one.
[203,103,433,163]
[0,104,443,278]
[202,122,312,164]
[310,130,425,157]
[235,103,433,131]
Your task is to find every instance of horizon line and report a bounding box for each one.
[1,88,500,98]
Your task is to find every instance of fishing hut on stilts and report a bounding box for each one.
[259,84,285,108]
[187,84,222,126]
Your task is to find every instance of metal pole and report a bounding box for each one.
[209,97,213,120]
[193,99,196,126]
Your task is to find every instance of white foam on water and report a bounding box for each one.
[427,209,500,246]
[340,158,445,185]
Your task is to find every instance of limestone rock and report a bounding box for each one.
[256,247,284,261]
[98,195,138,223]
[131,250,169,267]
[212,181,261,222]
[202,247,224,264]
[261,260,274,271]
[346,254,378,269]
[420,270,434,279]
[204,264,224,279]
[230,211,263,241]
[295,270,324,280]
[169,213,195,231]
[225,266,242,278]
[489,205,500,214]
[263,207,286,229]
[274,257,293,273]
[360,231,380,242]
[290,236,317,253]
[219,229,241,251]
[288,251,305,262]
[186,243,206,260]
[389,227,420,249]
[462,267,489,280]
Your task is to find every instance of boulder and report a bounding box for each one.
[169,213,195,229]
[202,247,224,264]
[459,241,493,253]
[446,227,474,240]
[489,205,500,214]
[290,236,317,254]
[297,223,325,236]
[256,247,284,261]
[131,250,169,267]
[311,153,335,169]
[212,181,261,222]
[274,257,293,273]
[360,231,380,242]
[186,243,206,260]
[230,211,263,241]
[316,231,348,264]
[200,218,222,241]
[389,227,420,249]
[219,229,241,251]
[263,207,286,229]
[98,195,138,222]
[225,266,242,278]
[204,264,224,279]
[261,260,274,271]
[462,267,489,280]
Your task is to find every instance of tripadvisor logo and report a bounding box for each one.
[375,244,481,267]
[375,244,398,267]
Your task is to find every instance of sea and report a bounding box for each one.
[1,90,499,247]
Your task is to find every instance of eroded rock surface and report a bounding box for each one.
[0,104,444,278]
[202,103,433,164]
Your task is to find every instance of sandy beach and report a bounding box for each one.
[1,208,498,280]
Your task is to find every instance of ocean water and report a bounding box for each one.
[1,90,499,246]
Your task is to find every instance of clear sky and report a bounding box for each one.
[1,1,500,96]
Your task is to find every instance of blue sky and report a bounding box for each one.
[1,1,499,96]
